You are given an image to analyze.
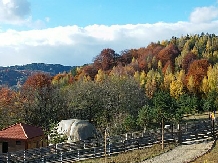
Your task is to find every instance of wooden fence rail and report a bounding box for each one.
[0,119,216,163]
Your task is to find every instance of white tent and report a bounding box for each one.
[56,119,98,142]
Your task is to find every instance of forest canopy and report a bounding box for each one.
[1,33,218,135]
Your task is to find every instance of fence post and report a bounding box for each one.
[7,153,10,163]
[108,138,111,156]
[60,152,63,163]
[77,150,80,160]
[41,156,44,163]
[23,150,26,163]
[56,144,58,154]
[40,148,44,163]
[123,139,126,152]
[94,147,96,157]
[84,141,86,149]
[137,139,139,149]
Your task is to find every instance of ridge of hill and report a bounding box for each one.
[0,63,74,88]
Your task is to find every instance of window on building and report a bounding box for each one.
[16,141,21,145]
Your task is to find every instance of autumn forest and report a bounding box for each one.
[1,33,218,136]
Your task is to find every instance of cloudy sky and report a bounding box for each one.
[0,0,218,67]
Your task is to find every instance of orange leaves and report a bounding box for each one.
[0,87,16,106]
[182,52,197,73]
[93,48,119,71]
[23,73,52,89]
[186,59,209,93]
[157,43,180,73]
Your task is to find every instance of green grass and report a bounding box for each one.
[75,143,177,163]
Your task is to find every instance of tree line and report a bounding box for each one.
[0,33,218,136]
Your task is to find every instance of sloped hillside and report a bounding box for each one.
[0,63,73,88]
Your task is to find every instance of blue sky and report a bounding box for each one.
[0,0,218,67]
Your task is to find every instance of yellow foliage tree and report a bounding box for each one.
[145,69,162,98]
[207,64,218,92]
[163,72,174,90]
[139,71,146,87]
[187,76,195,93]
[95,69,106,83]
[158,60,162,70]
[145,79,157,99]
[134,71,140,83]
[201,76,209,94]
[169,70,185,99]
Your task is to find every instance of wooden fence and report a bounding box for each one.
[0,119,216,163]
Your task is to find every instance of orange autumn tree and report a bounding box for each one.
[93,48,120,71]
[137,43,164,72]
[157,43,180,73]
[186,59,209,94]
[0,87,22,129]
[23,73,52,90]
[182,52,197,73]
[21,73,63,130]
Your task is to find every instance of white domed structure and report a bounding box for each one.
[56,119,98,142]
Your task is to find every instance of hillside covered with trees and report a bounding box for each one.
[0,63,73,88]
[1,33,218,136]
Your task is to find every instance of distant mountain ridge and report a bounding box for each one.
[0,63,74,88]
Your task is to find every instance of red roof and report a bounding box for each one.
[0,123,44,140]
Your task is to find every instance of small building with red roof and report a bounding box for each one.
[0,123,47,153]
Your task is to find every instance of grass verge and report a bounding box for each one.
[75,143,177,163]
[191,139,218,163]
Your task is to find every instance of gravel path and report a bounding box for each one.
[142,141,214,163]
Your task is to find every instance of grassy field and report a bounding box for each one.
[76,143,176,163]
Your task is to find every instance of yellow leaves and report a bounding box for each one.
[145,79,157,99]
[163,72,174,90]
[140,71,146,87]
[169,70,185,99]
[145,69,161,98]
[205,64,218,92]
[134,71,147,87]
[170,80,184,99]
[146,69,161,82]
[95,69,106,83]
[187,76,195,93]
[83,75,92,82]
[131,57,136,63]
[160,40,168,46]
[191,45,198,55]
[134,71,140,82]
[201,76,209,94]
[158,60,162,70]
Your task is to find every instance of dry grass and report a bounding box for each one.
[191,140,218,163]
[75,143,176,163]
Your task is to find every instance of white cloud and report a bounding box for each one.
[0,19,218,67]
[0,0,31,25]
[190,6,218,23]
[1,4,218,67]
